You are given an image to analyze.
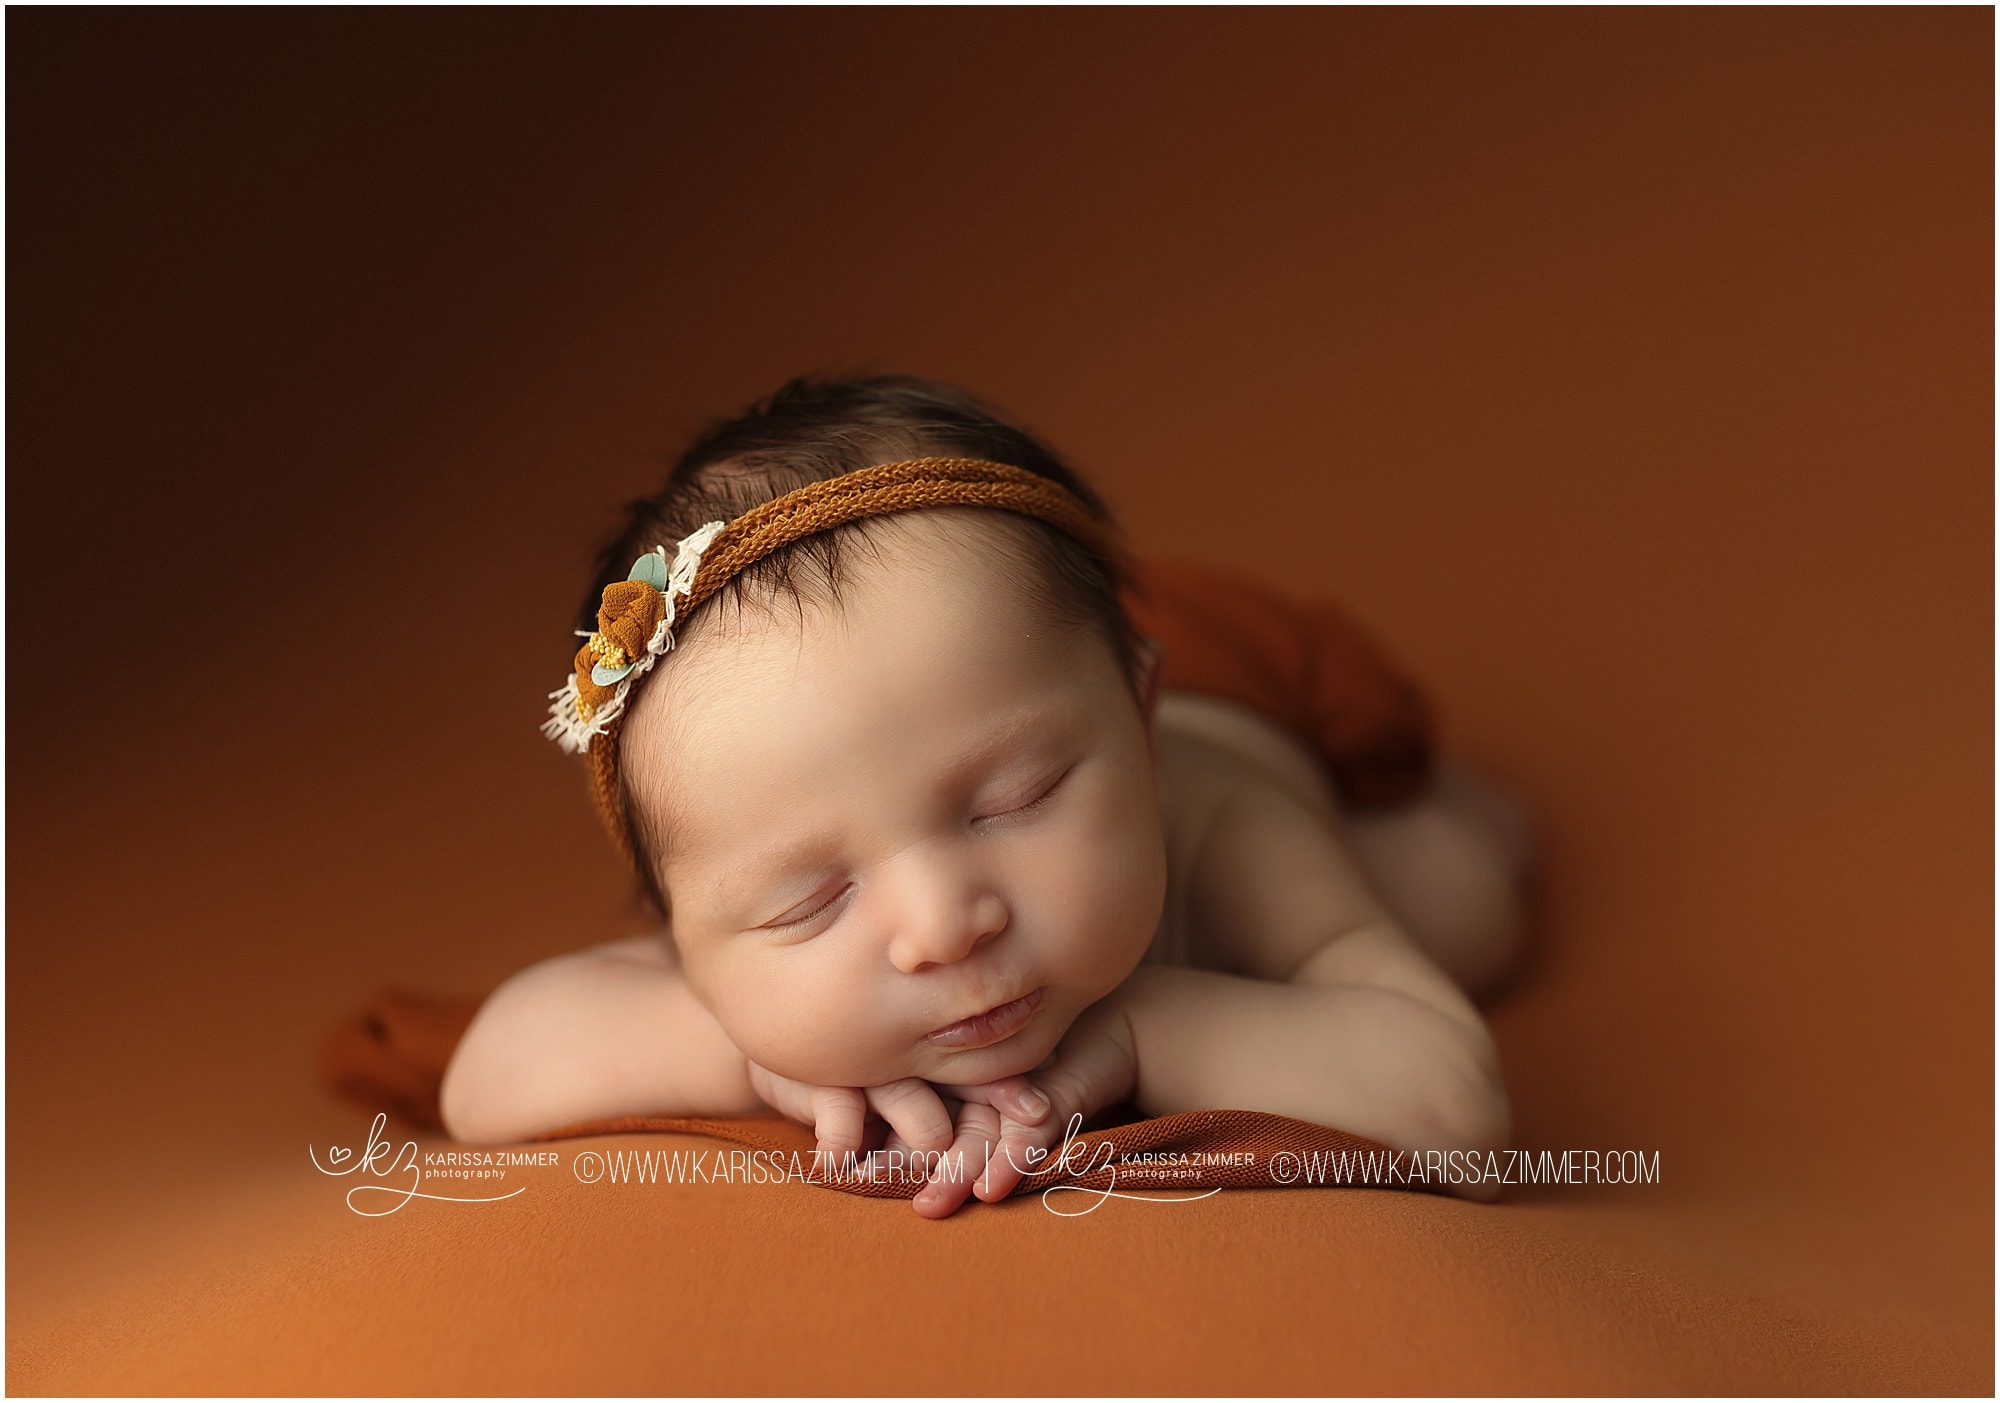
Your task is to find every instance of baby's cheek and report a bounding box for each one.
[704,962,899,1087]
[1054,805,1167,984]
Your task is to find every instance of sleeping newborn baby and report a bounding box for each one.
[440,374,1533,1217]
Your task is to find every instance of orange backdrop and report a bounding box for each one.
[8,8,1991,1393]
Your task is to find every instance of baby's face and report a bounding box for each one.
[622,510,1168,1090]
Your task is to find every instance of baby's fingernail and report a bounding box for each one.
[1017,1087,1050,1118]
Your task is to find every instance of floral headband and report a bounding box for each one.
[540,519,725,757]
[544,457,1123,878]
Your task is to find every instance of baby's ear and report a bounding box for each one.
[1134,635,1166,722]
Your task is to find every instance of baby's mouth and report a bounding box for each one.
[924,987,1045,1050]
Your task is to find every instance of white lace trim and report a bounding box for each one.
[540,519,727,754]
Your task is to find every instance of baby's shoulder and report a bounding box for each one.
[1152,691,1388,979]
[1154,691,1344,826]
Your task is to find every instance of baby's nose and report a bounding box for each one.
[887,884,1009,974]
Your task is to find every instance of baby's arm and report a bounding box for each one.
[1113,952,1507,1193]
[438,934,763,1145]
[947,960,1508,1208]
[1115,777,1511,1196]
[958,777,1512,1209]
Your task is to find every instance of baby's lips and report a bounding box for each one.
[925,987,1045,1049]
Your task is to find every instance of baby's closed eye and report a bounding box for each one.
[974,763,1073,827]
[763,883,856,934]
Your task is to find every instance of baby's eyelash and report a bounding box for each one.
[767,885,850,932]
[981,766,1073,823]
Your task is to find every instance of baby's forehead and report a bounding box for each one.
[681,507,1058,652]
[627,513,1113,860]
[652,565,1098,755]
[845,504,1048,581]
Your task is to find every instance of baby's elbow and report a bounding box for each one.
[1414,1022,1512,1157]
[438,1043,558,1146]
[437,1025,501,1145]
[437,987,541,1145]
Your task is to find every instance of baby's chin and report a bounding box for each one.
[762,1025,1053,1093]
[795,1024,1056,1090]
[769,968,1142,1090]
[916,1040,1048,1087]
[909,961,1147,1088]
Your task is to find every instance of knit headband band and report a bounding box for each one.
[543,456,1125,879]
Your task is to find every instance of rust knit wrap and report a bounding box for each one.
[572,457,1128,878]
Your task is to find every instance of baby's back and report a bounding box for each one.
[1149,688,1533,1001]
[1143,689,1352,973]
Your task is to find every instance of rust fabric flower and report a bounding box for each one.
[542,522,727,755]
[593,581,667,670]
[568,581,666,719]
[570,641,617,718]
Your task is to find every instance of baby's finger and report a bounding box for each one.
[915,1101,1003,1219]
[975,1116,1060,1203]
[864,1078,955,1156]
[809,1086,868,1164]
[862,1127,907,1181]
[744,1061,807,1124]
[933,1075,1052,1126]
[863,1125,933,1184]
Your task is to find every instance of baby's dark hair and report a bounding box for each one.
[577,371,1144,917]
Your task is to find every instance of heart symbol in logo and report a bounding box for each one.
[1025,1144,1049,1165]
[329,1146,352,1164]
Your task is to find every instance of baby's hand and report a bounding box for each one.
[914,1001,1138,1217]
[742,1060,1044,1180]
